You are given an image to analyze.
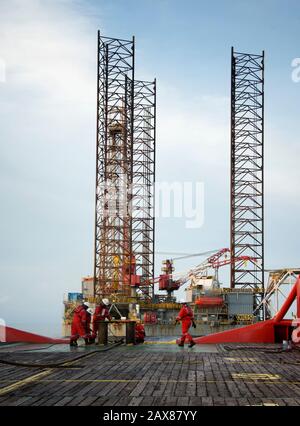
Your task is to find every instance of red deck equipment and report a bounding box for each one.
[194,276,300,344]
[195,297,224,307]
[0,326,68,344]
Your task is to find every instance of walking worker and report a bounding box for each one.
[70,301,91,347]
[176,299,196,348]
[91,298,112,341]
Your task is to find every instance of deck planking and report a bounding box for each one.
[0,343,300,406]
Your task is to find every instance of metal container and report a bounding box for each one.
[68,292,83,302]
[150,313,157,324]
[81,278,94,298]
[196,297,224,307]
[144,312,151,324]
[227,292,254,316]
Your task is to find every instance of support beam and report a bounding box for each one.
[230,48,265,294]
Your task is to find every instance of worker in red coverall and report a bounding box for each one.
[135,320,145,344]
[176,300,196,348]
[90,298,111,343]
[70,301,92,347]
[86,307,94,338]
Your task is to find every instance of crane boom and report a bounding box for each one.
[142,248,258,298]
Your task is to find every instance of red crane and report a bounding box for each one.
[158,248,257,295]
[139,248,258,299]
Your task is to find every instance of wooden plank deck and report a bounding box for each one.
[0,343,300,406]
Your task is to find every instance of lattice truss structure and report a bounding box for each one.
[94,33,155,300]
[230,48,265,293]
[254,269,300,320]
[132,80,156,297]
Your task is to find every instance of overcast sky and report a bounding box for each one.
[1,0,300,336]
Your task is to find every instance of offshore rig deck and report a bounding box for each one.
[2,30,300,410]
[60,35,269,339]
[0,341,300,407]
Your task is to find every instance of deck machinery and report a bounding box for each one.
[157,249,262,329]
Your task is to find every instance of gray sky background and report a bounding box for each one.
[1,0,300,337]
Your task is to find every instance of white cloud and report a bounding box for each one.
[157,82,300,207]
[157,84,230,174]
[265,136,300,204]
[0,0,99,336]
[0,0,96,103]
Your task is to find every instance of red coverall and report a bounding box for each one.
[135,323,145,343]
[86,311,92,336]
[92,304,111,339]
[70,305,89,343]
[176,304,195,345]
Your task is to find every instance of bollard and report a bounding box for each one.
[98,321,108,345]
[126,321,136,345]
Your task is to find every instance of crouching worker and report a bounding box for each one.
[176,300,196,348]
[135,320,145,344]
[90,298,111,343]
[70,301,92,347]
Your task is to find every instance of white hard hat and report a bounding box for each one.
[83,301,90,308]
[102,298,110,306]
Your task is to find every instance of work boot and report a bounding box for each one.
[84,338,93,345]
[188,341,196,348]
[178,342,184,347]
[69,341,78,347]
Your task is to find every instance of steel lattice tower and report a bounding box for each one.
[93,32,155,300]
[132,80,156,298]
[230,47,265,293]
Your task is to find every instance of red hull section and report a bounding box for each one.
[1,326,68,344]
[194,319,289,344]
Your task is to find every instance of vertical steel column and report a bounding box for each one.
[230,48,265,294]
[132,80,156,299]
[94,33,156,301]
[94,34,135,299]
